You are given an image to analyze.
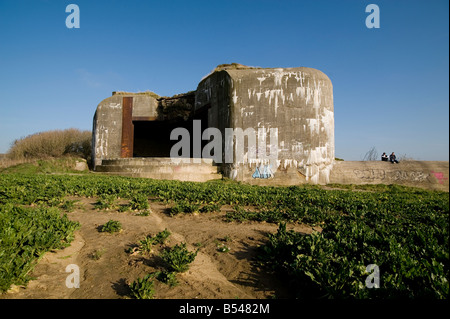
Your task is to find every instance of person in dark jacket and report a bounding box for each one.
[389,152,399,164]
[381,152,388,161]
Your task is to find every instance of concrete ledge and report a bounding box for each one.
[329,161,449,191]
[96,165,218,174]
[100,157,215,166]
[96,171,222,182]
[95,157,221,182]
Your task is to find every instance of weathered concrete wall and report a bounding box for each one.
[196,66,334,184]
[329,161,449,191]
[195,70,233,166]
[92,93,159,168]
[92,95,122,168]
[131,94,159,118]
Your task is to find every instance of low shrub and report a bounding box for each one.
[128,229,171,255]
[161,243,198,273]
[129,274,155,299]
[93,194,117,210]
[128,193,149,211]
[100,220,122,233]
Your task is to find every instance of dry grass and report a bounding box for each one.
[6,128,91,161]
[213,63,261,72]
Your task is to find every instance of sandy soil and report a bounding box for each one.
[2,197,315,299]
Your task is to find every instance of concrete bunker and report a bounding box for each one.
[92,63,335,184]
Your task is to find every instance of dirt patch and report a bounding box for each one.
[2,197,314,299]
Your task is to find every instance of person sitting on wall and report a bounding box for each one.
[389,152,399,164]
[381,152,388,161]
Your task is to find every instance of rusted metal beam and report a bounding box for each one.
[121,97,134,158]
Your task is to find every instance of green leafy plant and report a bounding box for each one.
[217,244,230,253]
[118,204,130,213]
[169,201,200,216]
[128,193,150,211]
[153,271,178,287]
[100,220,122,233]
[200,203,221,213]
[128,274,155,299]
[153,228,171,244]
[128,229,171,255]
[160,243,198,273]
[60,199,78,212]
[94,194,117,210]
[168,203,184,216]
[138,236,154,254]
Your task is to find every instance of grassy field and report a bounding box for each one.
[0,170,448,298]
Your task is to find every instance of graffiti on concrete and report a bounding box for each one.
[353,169,430,182]
[252,164,274,179]
[392,171,429,182]
[354,169,386,180]
[431,171,448,184]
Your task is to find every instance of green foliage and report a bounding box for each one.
[0,204,80,292]
[128,274,155,299]
[0,173,448,298]
[128,229,171,255]
[128,193,149,211]
[100,220,122,234]
[153,229,171,244]
[60,199,78,212]
[169,201,200,216]
[199,203,222,213]
[93,194,117,210]
[160,243,198,273]
[217,244,230,253]
[260,217,449,299]
[168,203,184,216]
[138,236,154,254]
[153,270,178,287]
[118,193,150,215]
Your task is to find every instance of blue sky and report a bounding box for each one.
[0,0,448,160]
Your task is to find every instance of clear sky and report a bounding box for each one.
[0,0,448,160]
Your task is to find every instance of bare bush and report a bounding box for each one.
[363,146,378,161]
[7,128,92,161]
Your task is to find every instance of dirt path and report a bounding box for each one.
[2,197,314,299]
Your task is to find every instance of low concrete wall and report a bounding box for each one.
[94,157,448,191]
[329,161,449,191]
